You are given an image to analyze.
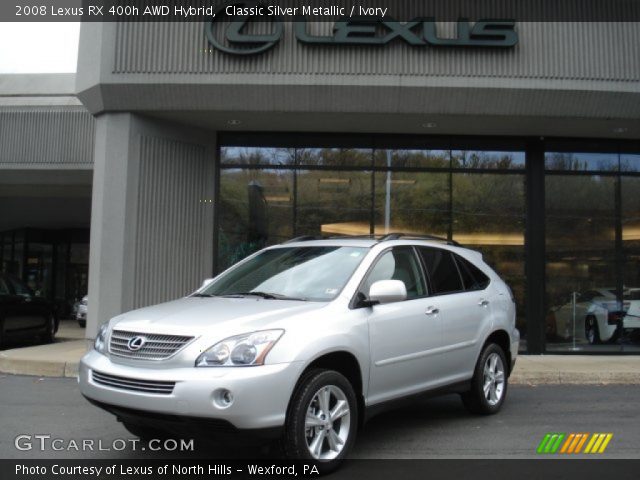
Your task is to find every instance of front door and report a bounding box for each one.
[362,247,442,405]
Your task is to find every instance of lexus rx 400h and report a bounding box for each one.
[79,235,519,470]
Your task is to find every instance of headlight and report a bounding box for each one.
[94,323,108,354]
[196,330,284,367]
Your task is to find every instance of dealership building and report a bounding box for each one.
[1,15,639,354]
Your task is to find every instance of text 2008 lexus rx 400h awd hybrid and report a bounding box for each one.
[79,235,519,470]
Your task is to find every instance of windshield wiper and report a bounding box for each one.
[191,293,215,298]
[222,291,307,301]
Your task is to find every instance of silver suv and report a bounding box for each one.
[80,235,519,470]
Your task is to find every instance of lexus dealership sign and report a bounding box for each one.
[205,2,518,55]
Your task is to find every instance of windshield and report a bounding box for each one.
[202,246,369,301]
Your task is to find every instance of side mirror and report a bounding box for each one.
[369,280,407,305]
[200,278,215,289]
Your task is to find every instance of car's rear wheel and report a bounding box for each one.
[282,369,358,473]
[585,316,601,345]
[461,343,508,415]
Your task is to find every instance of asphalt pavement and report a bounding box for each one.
[0,374,638,460]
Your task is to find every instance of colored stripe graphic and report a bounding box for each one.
[538,433,612,454]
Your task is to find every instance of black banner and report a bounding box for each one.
[2,0,640,22]
[3,459,640,480]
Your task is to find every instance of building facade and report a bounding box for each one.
[2,15,640,354]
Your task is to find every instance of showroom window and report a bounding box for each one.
[217,140,526,351]
[544,150,640,353]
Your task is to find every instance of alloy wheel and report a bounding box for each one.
[483,352,505,406]
[304,385,351,460]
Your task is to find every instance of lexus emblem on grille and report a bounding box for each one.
[127,336,147,351]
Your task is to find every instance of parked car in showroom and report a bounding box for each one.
[79,235,519,470]
[76,295,88,327]
[549,287,640,345]
[0,274,57,347]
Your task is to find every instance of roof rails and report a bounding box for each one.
[283,233,460,246]
[378,233,461,246]
[283,235,319,243]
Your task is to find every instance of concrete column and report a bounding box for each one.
[86,113,138,342]
[86,113,215,342]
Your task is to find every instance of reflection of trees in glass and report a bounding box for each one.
[452,151,524,169]
[545,152,619,172]
[373,172,449,233]
[218,169,293,270]
[297,148,372,167]
[221,147,295,165]
[297,170,371,235]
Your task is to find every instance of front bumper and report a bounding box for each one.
[79,350,304,430]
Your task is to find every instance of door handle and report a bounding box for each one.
[478,299,490,307]
[425,306,439,315]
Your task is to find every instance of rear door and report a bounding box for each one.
[417,248,492,381]
[363,247,443,404]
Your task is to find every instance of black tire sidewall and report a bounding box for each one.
[283,369,358,470]
[469,343,508,414]
[586,316,600,344]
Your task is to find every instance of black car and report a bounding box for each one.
[0,274,57,348]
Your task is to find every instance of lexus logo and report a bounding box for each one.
[205,1,283,55]
[127,336,147,351]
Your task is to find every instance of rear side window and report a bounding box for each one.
[455,255,490,290]
[418,248,464,295]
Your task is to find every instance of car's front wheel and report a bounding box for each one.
[282,369,358,473]
[461,343,508,415]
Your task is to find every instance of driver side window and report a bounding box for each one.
[361,248,426,301]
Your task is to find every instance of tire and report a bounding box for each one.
[281,369,358,473]
[78,320,86,328]
[42,315,56,344]
[461,343,508,415]
[585,316,601,345]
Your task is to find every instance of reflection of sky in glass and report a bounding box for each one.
[255,247,367,300]
[621,154,640,172]
[545,152,619,171]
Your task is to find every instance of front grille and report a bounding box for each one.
[92,370,175,395]
[109,330,194,360]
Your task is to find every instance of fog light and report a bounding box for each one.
[213,389,234,409]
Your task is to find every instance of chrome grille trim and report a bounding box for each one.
[108,330,195,360]
[92,370,175,395]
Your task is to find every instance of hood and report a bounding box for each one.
[110,296,329,337]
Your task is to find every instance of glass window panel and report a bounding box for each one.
[218,169,294,271]
[373,171,449,236]
[296,148,372,168]
[620,154,640,172]
[296,170,372,237]
[374,149,450,169]
[545,152,619,172]
[545,175,621,352]
[25,242,53,298]
[452,150,525,170]
[220,146,295,166]
[622,178,640,352]
[452,173,526,350]
[361,248,426,300]
[418,248,464,295]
